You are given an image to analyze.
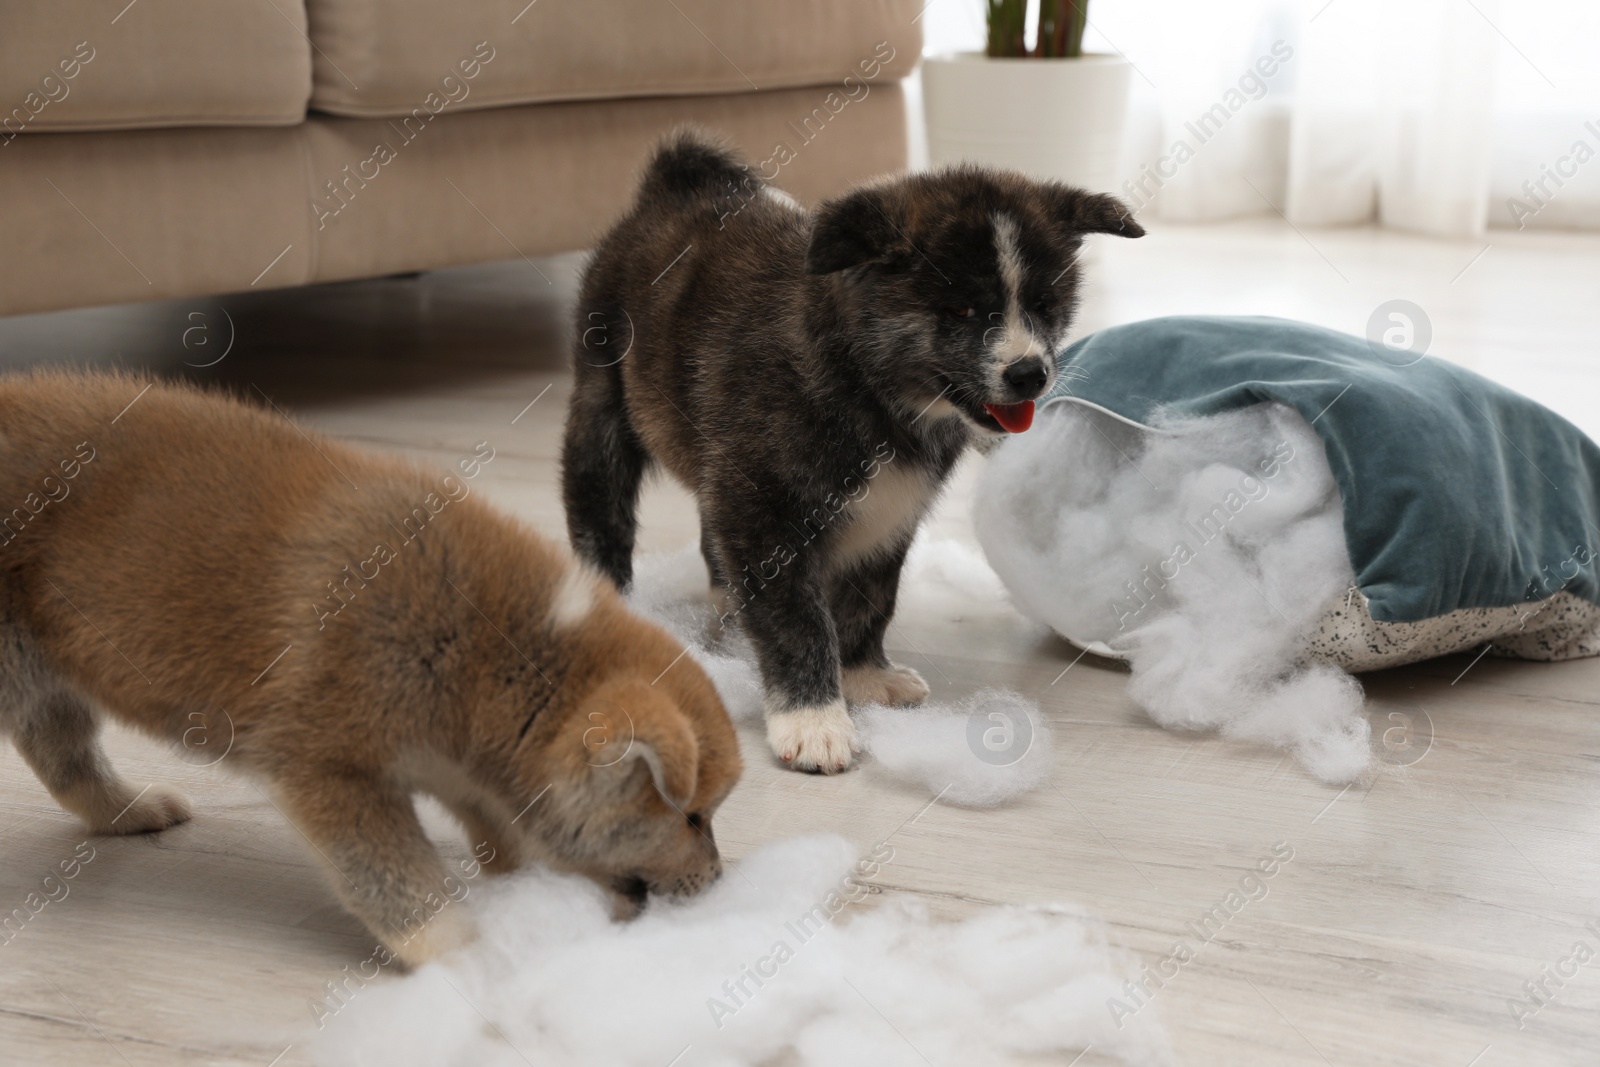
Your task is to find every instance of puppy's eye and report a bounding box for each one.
[945,306,976,320]
[686,812,705,830]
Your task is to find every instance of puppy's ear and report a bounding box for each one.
[806,185,904,274]
[1052,187,1145,239]
[579,681,699,808]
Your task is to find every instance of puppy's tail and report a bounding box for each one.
[636,127,754,208]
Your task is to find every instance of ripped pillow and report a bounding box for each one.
[975,316,1600,781]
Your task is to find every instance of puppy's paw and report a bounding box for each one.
[102,783,193,835]
[842,662,930,707]
[766,699,858,774]
[388,905,478,969]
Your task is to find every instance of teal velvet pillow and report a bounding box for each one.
[1045,316,1600,624]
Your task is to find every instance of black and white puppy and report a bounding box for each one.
[562,130,1142,773]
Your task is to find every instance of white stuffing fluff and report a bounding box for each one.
[855,689,1053,807]
[309,835,1172,1067]
[627,547,1051,806]
[901,535,1012,603]
[975,401,1371,783]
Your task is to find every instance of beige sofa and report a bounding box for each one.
[0,1,920,318]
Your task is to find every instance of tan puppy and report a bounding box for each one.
[0,371,740,966]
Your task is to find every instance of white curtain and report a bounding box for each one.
[918,0,1600,236]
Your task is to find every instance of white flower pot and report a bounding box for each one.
[922,52,1133,193]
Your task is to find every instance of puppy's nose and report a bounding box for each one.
[1002,357,1049,397]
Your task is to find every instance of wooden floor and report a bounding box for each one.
[2,219,1599,1066]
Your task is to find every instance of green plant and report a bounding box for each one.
[985,0,1088,58]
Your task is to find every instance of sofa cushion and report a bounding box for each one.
[0,82,907,316]
[302,81,909,283]
[0,1,312,133]
[0,125,314,313]
[305,0,919,117]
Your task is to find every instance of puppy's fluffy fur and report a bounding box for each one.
[0,372,740,965]
[563,131,1142,772]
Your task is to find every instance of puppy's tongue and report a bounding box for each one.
[983,400,1035,433]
